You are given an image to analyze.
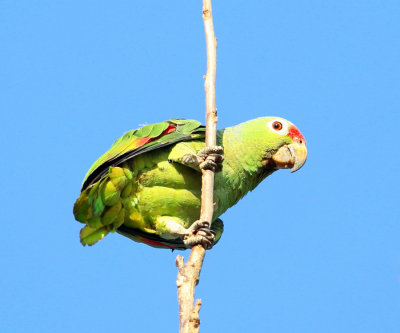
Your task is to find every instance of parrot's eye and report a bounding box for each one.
[272,121,283,130]
[268,118,289,135]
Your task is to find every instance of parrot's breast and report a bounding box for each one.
[122,150,202,232]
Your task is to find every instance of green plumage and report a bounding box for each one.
[73,117,306,249]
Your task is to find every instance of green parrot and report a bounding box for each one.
[73,117,307,249]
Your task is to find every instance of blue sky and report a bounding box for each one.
[1,1,399,332]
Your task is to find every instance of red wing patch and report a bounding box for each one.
[131,124,177,150]
[134,136,153,147]
[163,124,176,135]
[137,236,176,249]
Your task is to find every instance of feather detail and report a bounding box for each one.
[81,120,204,191]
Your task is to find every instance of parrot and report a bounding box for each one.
[73,117,307,250]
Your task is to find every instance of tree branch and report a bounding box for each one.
[176,1,217,332]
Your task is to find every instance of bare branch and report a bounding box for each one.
[176,250,205,333]
[176,1,217,332]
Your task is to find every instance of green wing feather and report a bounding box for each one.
[81,119,204,191]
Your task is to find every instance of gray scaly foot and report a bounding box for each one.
[197,146,224,172]
[183,220,216,249]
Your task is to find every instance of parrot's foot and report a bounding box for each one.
[183,220,216,249]
[181,146,224,172]
[197,146,224,172]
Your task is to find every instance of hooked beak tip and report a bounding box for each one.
[290,143,307,173]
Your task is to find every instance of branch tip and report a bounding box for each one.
[176,255,184,270]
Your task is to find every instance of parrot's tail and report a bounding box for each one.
[73,167,133,246]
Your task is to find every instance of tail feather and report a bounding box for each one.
[73,166,131,246]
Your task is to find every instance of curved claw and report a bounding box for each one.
[187,220,210,233]
[183,233,215,249]
[183,220,216,249]
[197,228,216,237]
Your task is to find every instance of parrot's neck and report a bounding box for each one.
[214,125,277,216]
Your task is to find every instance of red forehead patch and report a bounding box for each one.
[288,125,306,144]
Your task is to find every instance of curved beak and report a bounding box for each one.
[271,142,307,173]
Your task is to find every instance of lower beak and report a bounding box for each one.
[271,142,307,173]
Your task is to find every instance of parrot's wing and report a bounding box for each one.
[81,119,205,191]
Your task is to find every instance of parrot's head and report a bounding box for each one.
[247,117,307,173]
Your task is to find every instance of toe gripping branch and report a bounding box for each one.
[183,220,216,250]
[179,147,223,249]
[197,146,224,172]
[188,145,224,248]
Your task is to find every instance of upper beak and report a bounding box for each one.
[271,142,307,173]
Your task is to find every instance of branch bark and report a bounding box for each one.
[176,1,217,332]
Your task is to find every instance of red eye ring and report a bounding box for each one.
[272,121,283,131]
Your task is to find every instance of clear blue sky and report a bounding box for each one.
[1,1,399,332]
